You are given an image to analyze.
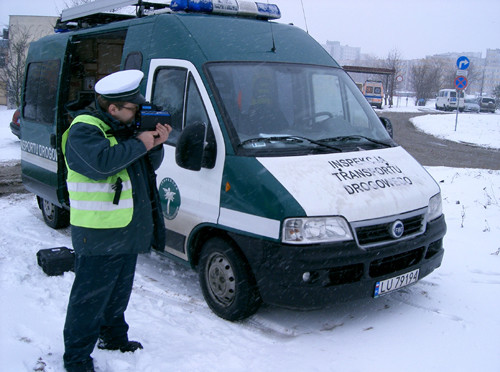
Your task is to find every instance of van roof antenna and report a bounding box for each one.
[300,0,309,34]
[268,0,276,52]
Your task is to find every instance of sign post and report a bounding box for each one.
[454,56,470,131]
[395,75,403,106]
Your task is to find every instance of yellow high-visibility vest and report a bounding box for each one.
[62,115,133,228]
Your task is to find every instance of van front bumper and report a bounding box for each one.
[229,214,446,309]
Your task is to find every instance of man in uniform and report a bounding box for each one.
[62,70,172,372]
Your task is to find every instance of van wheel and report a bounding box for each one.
[39,197,70,229]
[199,237,261,321]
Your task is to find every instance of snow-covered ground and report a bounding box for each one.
[1,105,499,372]
[379,99,500,150]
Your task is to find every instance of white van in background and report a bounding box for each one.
[436,89,464,111]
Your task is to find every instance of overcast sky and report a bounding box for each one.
[1,0,499,60]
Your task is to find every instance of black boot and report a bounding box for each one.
[97,338,143,353]
[65,359,95,372]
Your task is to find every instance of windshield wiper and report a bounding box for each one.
[319,135,393,148]
[239,136,342,152]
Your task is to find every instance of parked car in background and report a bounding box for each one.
[464,98,480,113]
[478,97,496,113]
[10,108,21,139]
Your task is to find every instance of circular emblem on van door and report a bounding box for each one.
[389,220,405,239]
[159,177,181,220]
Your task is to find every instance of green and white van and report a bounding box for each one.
[21,0,446,320]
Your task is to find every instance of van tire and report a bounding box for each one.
[199,237,261,321]
[39,197,70,229]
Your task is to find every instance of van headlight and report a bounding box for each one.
[283,217,353,244]
[427,193,443,221]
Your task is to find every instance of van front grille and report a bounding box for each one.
[352,209,426,247]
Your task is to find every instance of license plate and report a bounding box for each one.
[374,269,419,298]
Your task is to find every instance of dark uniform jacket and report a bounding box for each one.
[64,106,166,256]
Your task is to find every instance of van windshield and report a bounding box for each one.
[206,62,392,155]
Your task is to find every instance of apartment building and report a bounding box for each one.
[1,15,58,107]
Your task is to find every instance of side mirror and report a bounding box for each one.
[175,122,206,171]
[379,117,393,138]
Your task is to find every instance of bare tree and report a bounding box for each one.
[493,84,500,109]
[384,49,402,107]
[0,24,32,108]
[410,58,442,105]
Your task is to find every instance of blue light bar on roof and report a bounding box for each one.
[170,0,281,20]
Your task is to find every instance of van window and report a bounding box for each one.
[312,74,342,116]
[124,52,143,70]
[24,60,60,123]
[152,67,188,142]
[152,67,212,147]
[207,62,390,155]
[185,74,209,127]
[344,85,370,130]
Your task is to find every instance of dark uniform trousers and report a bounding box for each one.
[63,253,138,366]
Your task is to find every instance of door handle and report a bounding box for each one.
[50,134,56,148]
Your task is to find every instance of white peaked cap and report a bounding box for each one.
[95,70,145,104]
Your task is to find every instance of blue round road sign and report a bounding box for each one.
[454,75,468,90]
[456,56,470,70]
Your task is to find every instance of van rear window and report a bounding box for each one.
[24,60,60,123]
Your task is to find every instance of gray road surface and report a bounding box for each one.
[381,111,500,170]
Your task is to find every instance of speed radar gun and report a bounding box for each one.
[136,103,171,131]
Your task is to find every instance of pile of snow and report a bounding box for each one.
[380,98,500,150]
[411,113,500,150]
[379,96,435,113]
[1,106,499,371]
